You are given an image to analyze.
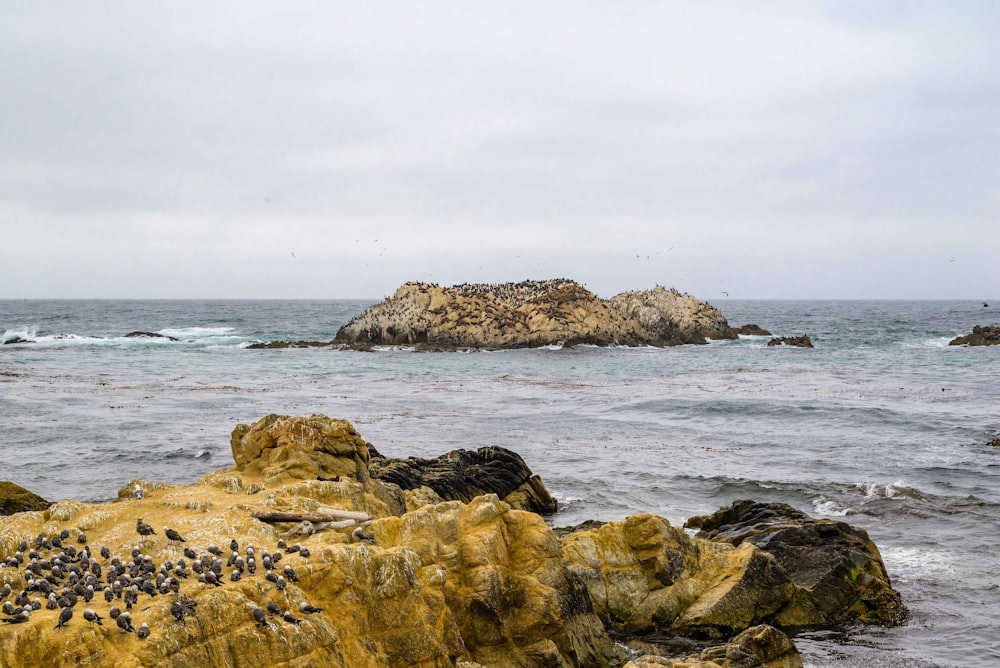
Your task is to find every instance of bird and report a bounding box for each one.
[2,609,30,624]
[83,608,103,626]
[55,605,73,629]
[135,518,155,537]
[266,601,281,617]
[133,485,144,500]
[164,527,186,543]
[230,539,239,552]
[252,606,268,628]
[137,622,150,639]
[117,612,135,633]
[283,565,298,583]
[281,610,301,625]
[299,601,324,614]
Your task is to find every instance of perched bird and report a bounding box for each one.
[206,545,222,556]
[283,565,299,582]
[135,518,155,537]
[2,609,30,624]
[100,546,111,560]
[230,539,239,552]
[117,612,135,633]
[275,576,287,592]
[164,527,186,543]
[55,606,73,629]
[299,548,311,559]
[83,608,103,626]
[109,606,122,620]
[77,532,87,544]
[299,601,324,614]
[137,622,150,640]
[266,601,281,617]
[133,485,144,500]
[252,606,268,628]
[281,610,301,625]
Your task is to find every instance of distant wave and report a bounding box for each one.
[1,325,249,349]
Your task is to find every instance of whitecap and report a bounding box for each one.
[812,496,851,517]
[881,545,957,583]
[2,326,37,343]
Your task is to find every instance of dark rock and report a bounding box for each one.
[685,500,907,627]
[737,324,772,336]
[948,325,1000,346]
[369,445,558,514]
[246,340,332,349]
[2,336,31,345]
[0,481,51,515]
[552,519,607,539]
[124,331,180,341]
[767,335,813,348]
[988,438,1000,448]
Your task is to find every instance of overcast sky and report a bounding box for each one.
[2,1,997,299]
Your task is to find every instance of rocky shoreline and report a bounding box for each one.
[0,414,905,667]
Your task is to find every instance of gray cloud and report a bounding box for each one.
[1,1,997,298]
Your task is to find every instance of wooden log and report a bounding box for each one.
[251,509,370,523]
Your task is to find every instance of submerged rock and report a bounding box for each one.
[767,335,813,348]
[124,331,180,341]
[949,325,1000,346]
[684,500,907,627]
[333,279,736,350]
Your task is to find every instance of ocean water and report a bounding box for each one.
[1,298,998,667]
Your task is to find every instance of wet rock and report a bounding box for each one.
[737,324,772,336]
[369,445,557,515]
[949,325,1000,346]
[766,335,813,348]
[0,481,50,515]
[625,624,802,668]
[2,336,31,345]
[684,500,907,627]
[124,331,179,341]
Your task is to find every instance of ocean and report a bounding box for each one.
[1,298,998,667]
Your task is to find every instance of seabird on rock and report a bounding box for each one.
[109,606,122,620]
[135,518,155,537]
[230,539,239,552]
[281,610,301,625]
[352,527,375,543]
[283,565,298,582]
[77,532,87,544]
[275,576,287,592]
[100,546,111,560]
[2,609,30,624]
[299,601,324,614]
[137,622,150,639]
[117,611,135,633]
[164,527,186,543]
[55,605,73,629]
[252,606,268,627]
[133,485,144,500]
[83,608,103,626]
[266,601,281,617]
[206,545,222,556]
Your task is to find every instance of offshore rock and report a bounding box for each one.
[369,446,558,515]
[246,340,332,349]
[333,279,735,349]
[736,324,772,336]
[0,481,50,515]
[684,500,907,626]
[124,331,180,341]
[766,335,813,348]
[949,325,1000,346]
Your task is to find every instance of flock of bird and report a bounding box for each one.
[0,517,326,641]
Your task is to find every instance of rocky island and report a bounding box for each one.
[0,414,905,667]
[248,279,736,350]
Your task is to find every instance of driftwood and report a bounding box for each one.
[251,509,370,523]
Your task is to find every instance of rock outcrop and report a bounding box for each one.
[0,481,50,515]
[949,325,1000,346]
[766,335,813,348]
[331,280,736,350]
[369,445,558,515]
[684,500,907,626]
[0,416,903,667]
[737,324,772,336]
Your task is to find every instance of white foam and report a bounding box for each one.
[157,327,235,340]
[2,326,37,343]
[812,497,851,517]
[881,545,957,582]
[855,480,919,499]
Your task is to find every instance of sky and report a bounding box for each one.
[1,1,998,299]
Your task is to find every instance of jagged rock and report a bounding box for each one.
[684,500,907,626]
[607,286,737,345]
[949,325,1000,346]
[0,481,50,515]
[737,324,772,336]
[560,514,795,638]
[766,335,813,348]
[333,279,735,350]
[124,331,180,341]
[2,336,30,345]
[624,624,802,668]
[369,446,557,515]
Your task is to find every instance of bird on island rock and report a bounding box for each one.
[299,601,324,614]
[83,608,103,626]
[252,606,268,627]
[266,601,281,617]
[137,622,150,639]
[282,610,301,625]
[117,612,135,633]
[133,485,144,500]
[164,527,186,543]
[136,518,155,537]
[55,606,73,629]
